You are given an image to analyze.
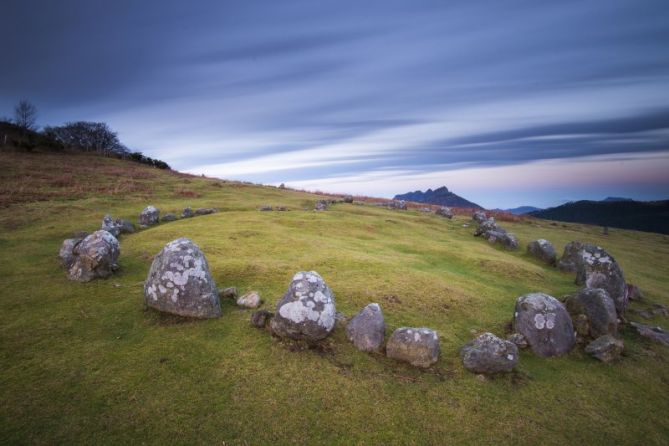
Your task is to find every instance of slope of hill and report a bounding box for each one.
[1,151,668,445]
[530,199,669,234]
[504,206,542,215]
[393,186,482,209]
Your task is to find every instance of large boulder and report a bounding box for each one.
[576,244,627,315]
[64,230,120,282]
[585,335,624,363]
[386,327,440,368]
[557,241,584,272]
[435,206,453,219]
[513,293,575,357]
[564,288,618,340]
[460,332,519,374]
[140,205,160,226]
[269,271,336,341]
[527,239,557,266]
[346,303,385,352]
[101,214,122,237]
[144,238,221,318]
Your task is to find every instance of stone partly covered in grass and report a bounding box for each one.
[513,293,575,357]
[435,206,453,219]
[182,207,193,218]
[116,218,135,234]
[161,213,178,222]
[144,238,221,319]
[346,303,385,352]
[576,244,627,316]
[270,271,336,341]
[585,335,624,363]
[564,288,618,341]
[237,291,261,309]
[139,205,160,226]
[629,322,669,347]
[62,230,120,282]
[386,327,440,368]
[460,332,519,374]
[251,310,273,328]
[315,200,328,211]
[194,208,216,215]
[527,239,557,266]
[557,240,584,272]
[101,214,122,237]
[474,216,519,250]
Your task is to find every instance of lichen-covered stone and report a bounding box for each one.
[346,303,385,352]
[390,200,407,210]
[513,293,575,357]
[527,239,557,266]
[629,322,669,347]
[251,310,273,328]
[161,213,178,222]
[269,271,336,341]
[386,327,440,368]
[576,244,627,316]
[472,210,487,223]
[435,206,453,219]
[315,201,328,211]
[486,230,519,251]
[65,230,120,282]
[144,238,220,319]
[564,288,618,340]
[59,237,82,269]
[139,205,160,226]
[460,332,519,374]
[474,217,497,236]
[101,214,122,237]
[237,291,261,309]
[585,335,624,362]
[182,207,194,218]
[557,241,584,272]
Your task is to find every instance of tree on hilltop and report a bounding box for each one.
[13,100,38,132]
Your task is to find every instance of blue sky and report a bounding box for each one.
[2,0,669,208]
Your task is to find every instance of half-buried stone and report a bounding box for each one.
[460,332,518,374]
[513,293,575,357]
[269,271,336,342]
[576,244,627,316]
[386,327,440,368]
[346,303,385,352]
[527,239,557,266]
[62,230,120,282]
[144,238,221,318]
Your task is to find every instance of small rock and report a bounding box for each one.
[346,303,385,352]
[472,211,487,223]
[161,213,178,222]
[435,206,454,219]
[629,322,669,346]
[386,327,440,368]
[343,195,354,203]
[460,332,519,374]
[507,333,528,349]
[259,205,273,211]
[219,287,238,299]
[585,335,624,363]
[115,219,135,234]
[101,214,122,237]
[251,310,273,328]
[315,200,328,211]
[182,207,194,218]
[194,208,215,215]
[139,205,160,226]
[626,284,643,301]
[237,291,261,309]
[527,239,557,266]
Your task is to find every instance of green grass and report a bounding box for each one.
[1,151,668,445]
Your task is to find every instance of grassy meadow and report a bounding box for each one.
[1,151,668,445]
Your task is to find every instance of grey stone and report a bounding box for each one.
[460,332,519,374]
[513,293,575,357]
[259,205,273,211]
[59,237,82,269]
[237,291,261,309]
[390,200,407,210]
[182,207,194,218]
[527,239,557,266]
[346,303,385,352]
[161,213,178,222]
[435,206,454,219]
[251,310,273,328]
[507,333,528,349]
[219,287,238,299]
[101,214,121,237]
[557,241,584,273]
[343,195,354,203]
[626,284,643,301]
[269,271,336,341]
[115,218,135,234]
[144,238,220,319]
[486,230,519,251]
[576,244,627,316]
[585,335,624,363]
[474,217,498,236]
[139,205,160,226]
[472,210,487,223]
[386,327,440,368]
[629,322,669,347]
[564,288,618,339]
[194,208,215,215]
[315,200,328,211]
[65,230,120,282]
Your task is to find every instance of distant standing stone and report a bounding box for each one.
[513,293,575,357]
[194,208,215,215]
[346,303,385,352]
[585,335,624,362]
[527,239,557,266]
[460,332,519,374]
[101,214,121,237]
[237,291,262,309]
[64,230,120,282]
[557,241,584,272]
[386,327,440,368]
[161,213,178,222]
[182,207,194,218]
[144,238,221,318]
[436,206,454,219]
[269,271,336,341]
[343,195,354,203]
[472,210,487,223]
[140,205,160,226]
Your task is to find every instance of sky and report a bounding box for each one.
[2,0,669,209]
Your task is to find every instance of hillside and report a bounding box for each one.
[394,186,483,209]
[1,151,668,445]
[530,199,669,235]
[504,205,542,215]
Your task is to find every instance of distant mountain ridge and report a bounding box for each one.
[393,186,482,209]
[503,206,542,215]
[530,199,669,235]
